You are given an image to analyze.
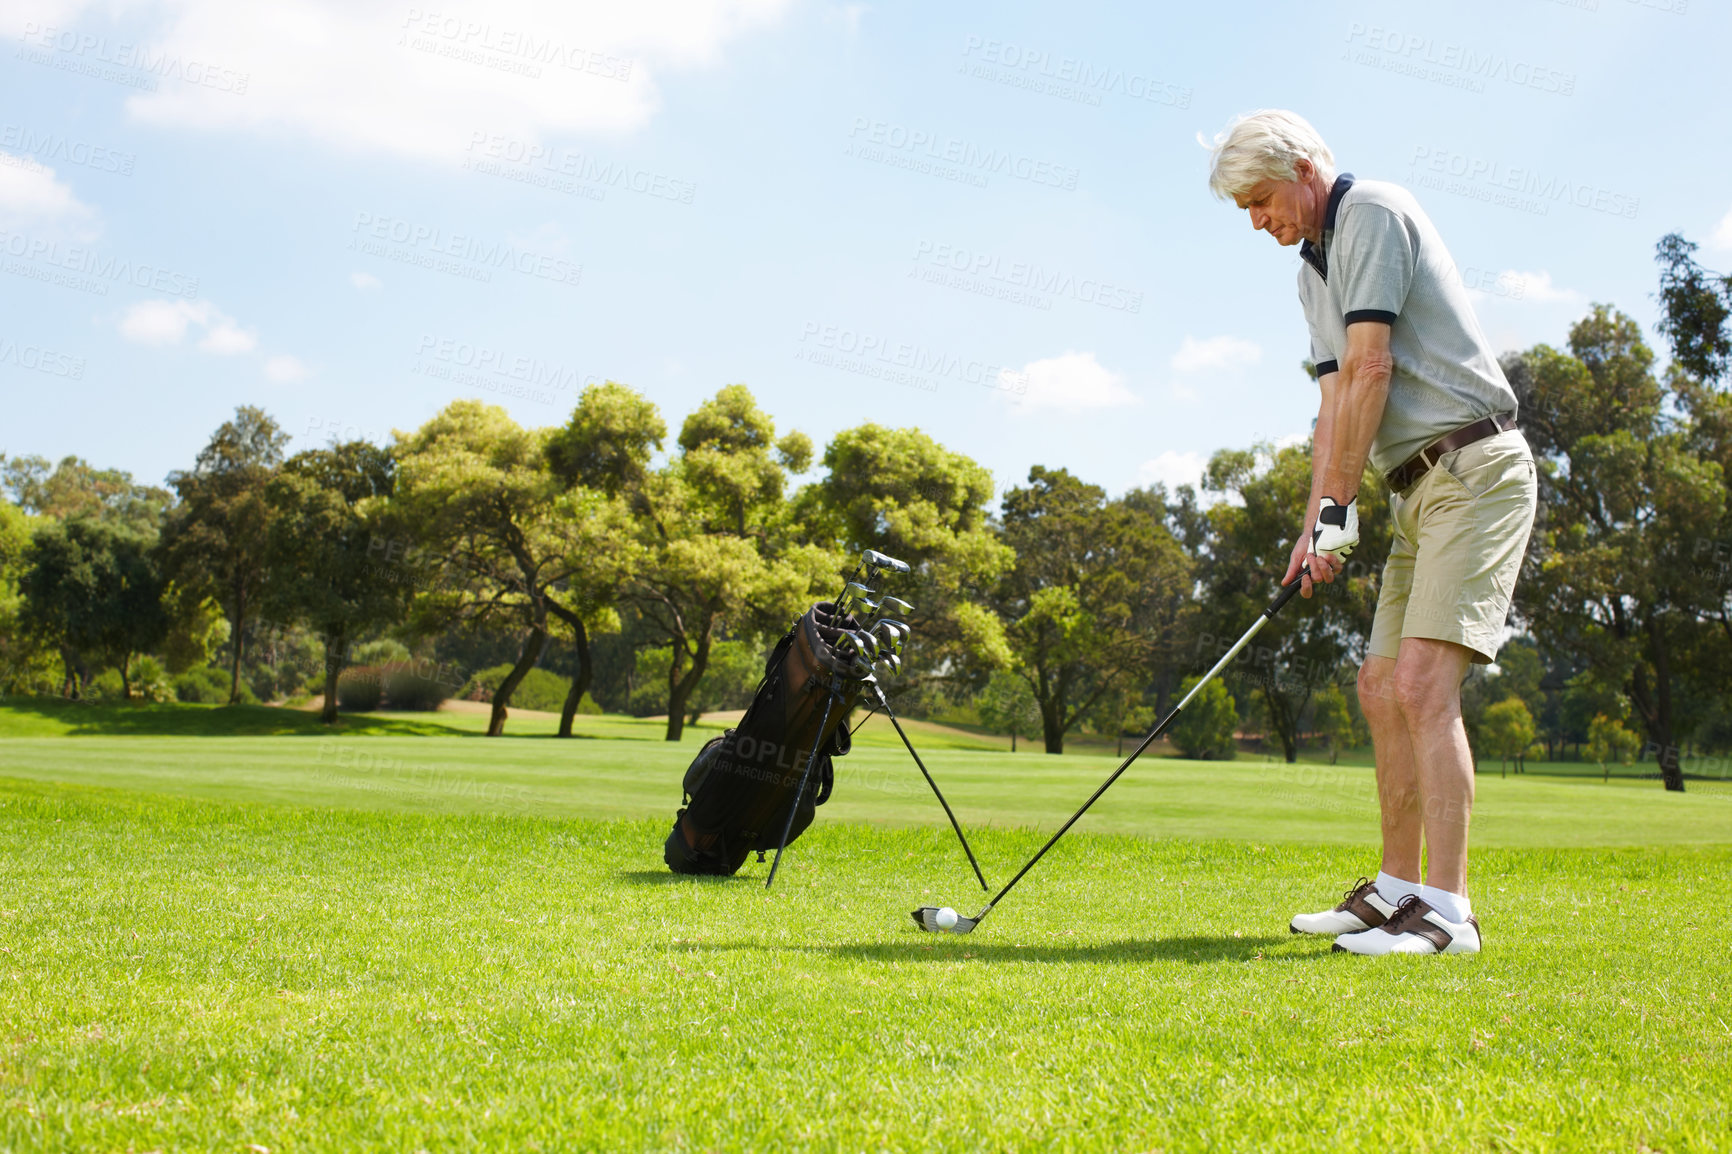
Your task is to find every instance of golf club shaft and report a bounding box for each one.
[969,569,1309,923]
[873,684,990,892]
[765,689,838,889]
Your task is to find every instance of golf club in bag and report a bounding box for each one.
[663,550,988,891]
[912,568,1309,934]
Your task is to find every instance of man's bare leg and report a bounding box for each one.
[1390,637,1476,896]
[1358,654,1421,882]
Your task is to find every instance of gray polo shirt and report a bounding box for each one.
[1298,173,1517,475]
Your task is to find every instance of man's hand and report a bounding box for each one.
[1282,529,1342,599]
[1313,496,1360,557]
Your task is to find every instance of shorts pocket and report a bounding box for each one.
[1438,435,1526,499]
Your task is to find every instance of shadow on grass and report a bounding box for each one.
[616,869,751,886]
[0,696,473,738]
[679,934,1318,965]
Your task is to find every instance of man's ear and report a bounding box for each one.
[1293,157,1313,182]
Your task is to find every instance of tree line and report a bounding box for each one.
[2,235,1728,789]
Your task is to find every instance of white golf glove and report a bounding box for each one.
[1311,496,1359,558]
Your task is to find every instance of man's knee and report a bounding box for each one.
[1389,657,1461,722]
[1357,659,1400,723]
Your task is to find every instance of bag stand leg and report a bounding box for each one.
[873,683,989,892]
[765,689,838,889]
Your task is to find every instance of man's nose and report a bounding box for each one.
[1249,208,1269,231]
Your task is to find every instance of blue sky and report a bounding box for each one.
[2,0,1726,504]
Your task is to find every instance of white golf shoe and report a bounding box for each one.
[1289,877,1399,936]
[1333,895,1482,955]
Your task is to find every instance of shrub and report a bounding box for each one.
[338,660,459,712]
[460,663,571,712]
[173,665,254,705]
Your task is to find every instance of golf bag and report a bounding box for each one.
[663,602,869,876]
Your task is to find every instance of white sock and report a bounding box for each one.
[1375,870,1422,906]
[1419,884,1471,924]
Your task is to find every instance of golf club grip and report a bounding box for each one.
[1267,565,1309,617]
[978,570,1309,913]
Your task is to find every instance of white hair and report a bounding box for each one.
[1205,109,1336,201]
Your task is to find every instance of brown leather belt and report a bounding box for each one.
[1385,412,1519,493]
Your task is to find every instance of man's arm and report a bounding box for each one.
[1320,320,1393,502]
[1284,370,1336,598]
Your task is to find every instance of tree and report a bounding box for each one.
[1511,306,1726,791]
[261,441,410,724]
[0,501,57,693]
[0,453,171,537]
[1481,697,1537,777]
[991,467,1192,753]
[1587,712,1641,783]
[1311,684,1362,764]
[19,518,167,698]
[977,669,1041,751]
[1195,440,1390,762]
[393,400,635,737]
[631,385,838,741]
[796,423,1014,694]
[1167,675,1238,760]
[544,382,661,735]
[160,407,289,704]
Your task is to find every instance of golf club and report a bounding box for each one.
[875,653,901,675]
[879,596,914,619]
[870,682,988,892]
[912,567,1310,934]
[863,549,912,576]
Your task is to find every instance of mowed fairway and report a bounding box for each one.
[3,703,1731,1151]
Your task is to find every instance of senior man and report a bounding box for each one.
[1207,110,1536,955]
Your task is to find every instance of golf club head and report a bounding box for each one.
[879,596,914,619]
[876,653,901,675]
[911,906,980,934]
[862,549,911,575]
[872,620,909,652]
[849,629,880,659]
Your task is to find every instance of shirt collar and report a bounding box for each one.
[1300,171,1354,281]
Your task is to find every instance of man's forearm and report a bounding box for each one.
[1309,374,1338,528]
[1320,364,1389,501]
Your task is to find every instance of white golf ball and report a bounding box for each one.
[935,907,958,930]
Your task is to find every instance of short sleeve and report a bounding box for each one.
[1310,332,1339,379]
[1336,204,1414,325]
[1297,265,1339,378]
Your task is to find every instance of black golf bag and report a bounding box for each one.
[663,602,869,876]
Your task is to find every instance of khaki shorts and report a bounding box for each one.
[1368,428,1537,665]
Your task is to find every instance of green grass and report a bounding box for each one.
[4,699,1731,1149]
[1,780,1729,1152]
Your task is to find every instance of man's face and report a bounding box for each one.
[1234,162,1323,247]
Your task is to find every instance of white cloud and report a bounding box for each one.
[1170,335,1261,374]
[1137,450,1207,492]
[349,270,382,290]
[264,354,309,382]
[1002,350,1136,413]
[198,320,258,354]
[1468,269,1580,305]
[119,299,214,345]
[26,0,793,163]
[1711,207,1732,251]
[119,298,276,365]
[0,152,99,238]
